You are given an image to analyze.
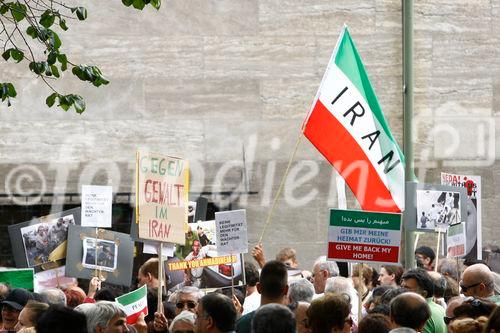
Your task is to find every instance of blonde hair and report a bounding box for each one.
[448,316,488,333]
[18,328,37,333]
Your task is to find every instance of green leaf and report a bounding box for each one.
[59,18,68,31]
[11,49,23,62]
[48,30,62,50]
[0,4,9,15]
[40,10,55,28]
[50,65,60,78]
[10,3,27,22]
[26,26,38,39]
[151,0,161,9]
[57,54,68,71]
[6,83,16,97]
[72,95,86,114]
[58,95,71,111]
[46,92,57,107]
[122,0,133,6]
[2,49,10,61]
[133,0,146,10]
[72,7,87,20]
[47,51,57,65]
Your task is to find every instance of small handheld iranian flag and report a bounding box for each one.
[115,284,148,324]
[303,26,405,213]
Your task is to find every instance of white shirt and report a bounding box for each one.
[242,291,261,315]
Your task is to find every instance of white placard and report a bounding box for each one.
[215,209,248,255]
[81,185,113,228]
[143,242,175,258]
[34,266,77,292]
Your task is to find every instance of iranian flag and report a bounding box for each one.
[303,26,405,213]
[115,284,148,324]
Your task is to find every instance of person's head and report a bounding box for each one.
[64,286,86,308]
[379,287,407,306]
[251,304,296,333]
[460,263,495,298]
[443,275,459,302]
[378,265,404,286]
[1,288,34,330]
[324,277,357,303]
[14,300,49,330]
[0,283,11,302]
[311,256,339,294]
[307,293,352,333]
[389,292,430,331]
[415,246,435,270]
[245,261,260,288]
[485,306,500,333]
[138,258,159,288]
[175,286,203,316]
[85,301,129,333]
[36,305,88,333]
[192,240,201,255]
[357,313,391,333]
[276,248,298,268]
[195,293,236,333]
[453,297,496,320]
[448,316,488,333]
[438,258,460,281]
[39,288,67,306]
[169,310,196,333]
[352,264,374,290]
[257,260,288,303]
[427,271,447,298]
[366,285,394,310]
[288,278,315,304]
[401,268,434,298]
[293,302,310,333]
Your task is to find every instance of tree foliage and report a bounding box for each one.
[0,0,160,114]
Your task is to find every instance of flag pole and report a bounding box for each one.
[157,243,163,314]
[403,0,415,269]
[257,133,303,244]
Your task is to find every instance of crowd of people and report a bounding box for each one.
[2,245,500,333]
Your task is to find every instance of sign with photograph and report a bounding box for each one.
[0,268,34,290]
[8,207,82,269]
[34,266,77,292]
[215,209,248,255]
[441,172,482,260]
[82,237,118,272]
[416,189,462,230]
[447,223,466,258]
[81,185,113,228]
[165,220,245,291]
[136,151,188,244]
[328,209,402,264]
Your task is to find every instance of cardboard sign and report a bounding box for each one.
[215,209,248,255]
[143,242,175,258]
[441,172,482,260]
[447,223,466,258]
[328,209,402,264]
[136,151,188,244]
[34,266,77,292]
[0,268,34,290]
[81,185,113,228]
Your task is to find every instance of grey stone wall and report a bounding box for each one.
[1,1,499,270]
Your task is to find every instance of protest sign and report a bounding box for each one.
[441,172,482,260]
[447,223,466,258]
[116,285,148,324]
[81,185,113,228]
[143,242,175,257]
[328,209,402,264]
[0,268,34,290]
[165,220,245,291]
[33,266,77,292]
[215,209,248,255]
[136,151,188,244]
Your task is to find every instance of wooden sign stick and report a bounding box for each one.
[157,243,163,314]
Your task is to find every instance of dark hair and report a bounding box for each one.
[138,258,159,279]
[485,306,500,332]
[24,300,49,324]
[390,293,430,330]
[307,294,351,333]
[401,268,434,298]
[216,288,245,310]
[453,297,496,319]
[415,246,435,263]
[381,265,404,285]
[353,264,374,287]
[260,260,288,299]
[358,313,391,333]
[252,304,295,333]
[94,288,119,302]
[443,276,459,303]
[379,287,407,306]
[245,261,260,287]
[369,304,390,316]
[200,293,237,332]
[36,305,88,333]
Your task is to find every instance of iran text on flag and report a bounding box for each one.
[303,26,405,212]
[115,284,148,324]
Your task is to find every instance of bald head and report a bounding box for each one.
[461,264,494,298]
[390,292,430,330]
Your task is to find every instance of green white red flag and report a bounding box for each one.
[303,26,405,212]
[115,284,148,324]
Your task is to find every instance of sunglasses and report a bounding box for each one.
[460,282,482,293]
[176,301,197,310]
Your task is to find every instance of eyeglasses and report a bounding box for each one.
[460,282,482,293]
[444,316,455,325]
[176,301,197,310]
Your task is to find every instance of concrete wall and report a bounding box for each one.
[1,0,499,269]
